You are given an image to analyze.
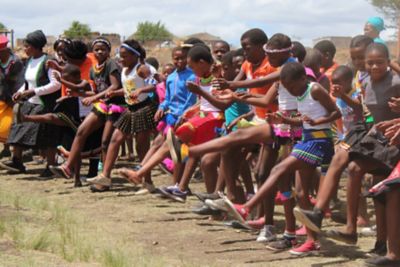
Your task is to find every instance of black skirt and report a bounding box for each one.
[54,98,102,152]
[114,98,158,135]
[348,124,400,176]
[7,101,60,148]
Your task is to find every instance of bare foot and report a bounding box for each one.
[117,168,142,185]
[57,146,70,158]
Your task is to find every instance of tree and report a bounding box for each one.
[369,0,400,28]
[0,22,5,30]
[64,21,91,39]
[132,21,172,42]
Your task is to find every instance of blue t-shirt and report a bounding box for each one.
[225,88,251,127]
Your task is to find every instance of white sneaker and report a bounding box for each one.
[86,174,111,187]
[205,198,227,211]
[360,225,377,237]
[135,182,156,195]
[256,225,277,243]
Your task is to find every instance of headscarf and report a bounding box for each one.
[25,30,47,49]
[367,17,385,32]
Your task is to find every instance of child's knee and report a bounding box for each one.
[200,155,216,170]
[348,162,363,177]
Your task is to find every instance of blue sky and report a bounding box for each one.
[0,0,394,46]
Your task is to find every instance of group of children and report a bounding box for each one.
[1,16,399,266]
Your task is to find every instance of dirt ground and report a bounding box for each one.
[0,154,377,267]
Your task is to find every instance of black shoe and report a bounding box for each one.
[367,241,388,258]
[293,207,323,233]
[326,229,358,245]
[193,192,220,202]
[365,256,400,266]
[192,204,222,216]
[0,148,11,159]
[0,158,26,173]
[38,167,54,180]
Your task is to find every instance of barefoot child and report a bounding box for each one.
[116,46,197,195]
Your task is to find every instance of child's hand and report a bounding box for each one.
[130,88,142,100]
[82,96,97,106]
[266,112,283,124]
[211,78,229,90]
[303,115,317,126]
[186,81,202,95]
[106,89,116,98]
[389,127,400,145]
[12,91,23,102]
[376,119,398,132]
[388,97,400,113]
[331,84,345,97]
[154,109,164,121]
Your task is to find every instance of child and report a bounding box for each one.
[314,40,338,84]
[292,41,307,63]
[212,40,230,62]
[303,49,330,91]
[295,43,400,256]
[70,37,123,189]
[155,63,175,104]
[194,50,253,215]
[116,46,197,195]
[364,118,400,266]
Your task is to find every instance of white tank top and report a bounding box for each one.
[297,82,331,130]
[277,82,297,110]
[199,83,221,113]
[121,64,147,105]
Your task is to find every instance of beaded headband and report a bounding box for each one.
[263,44,293,53]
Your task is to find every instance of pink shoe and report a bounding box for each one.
[289,240,320,256]
[295,225,307,236]
[247,217,265,230]
[162,158,174,172]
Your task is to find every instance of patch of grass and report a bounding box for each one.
[0,189,169,267]
[101,249,131,267]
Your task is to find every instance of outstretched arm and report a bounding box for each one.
[187,81,231,110]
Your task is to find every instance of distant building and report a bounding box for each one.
[186,32,222,47]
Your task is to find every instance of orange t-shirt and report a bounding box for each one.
[321,62,343,134]
[241,57,277,118]
[61,55,97,96]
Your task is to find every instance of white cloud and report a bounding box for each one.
[0,0,393,46]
